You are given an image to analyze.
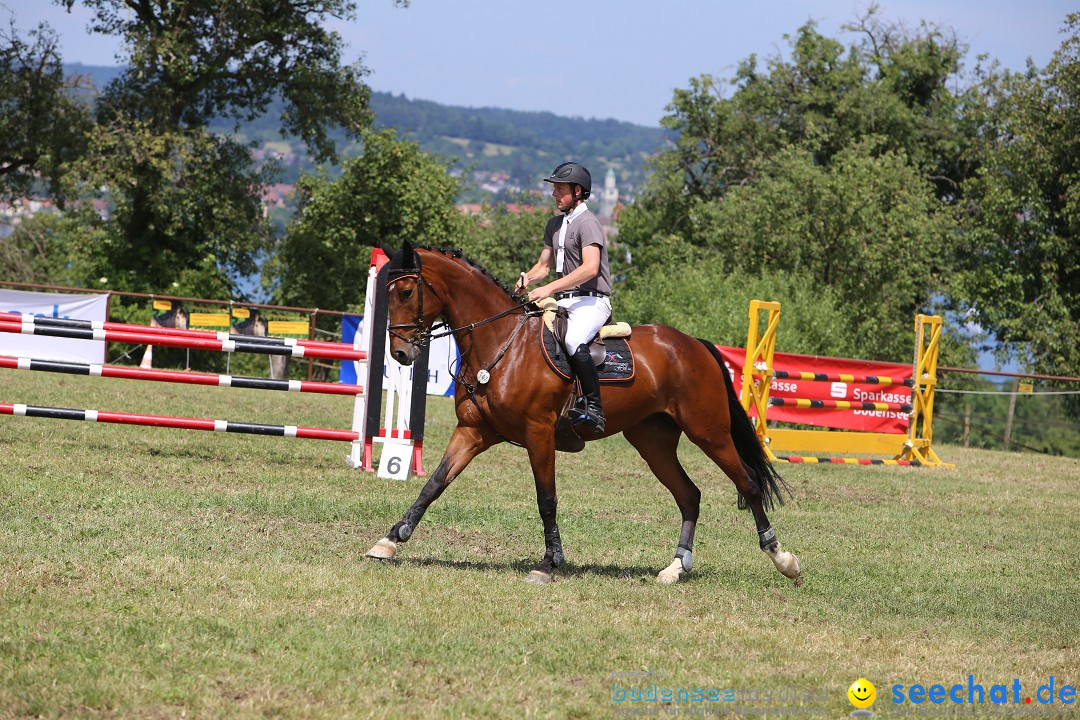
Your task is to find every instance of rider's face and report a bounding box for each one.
[551,182,576,211]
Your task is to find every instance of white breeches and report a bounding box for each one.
[557,295,612,352]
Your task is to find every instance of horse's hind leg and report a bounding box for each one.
[682,422,802,585]
[624,417,701,585]
[365,425,496,560]
[738,459,801,583]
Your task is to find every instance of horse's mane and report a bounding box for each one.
[414,245,526,302]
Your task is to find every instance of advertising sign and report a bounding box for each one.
[0,289,109,363]
[716,345,913,433]
[262,311,309,339]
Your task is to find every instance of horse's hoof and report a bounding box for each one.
[525,569,554,585]
[656,559,686,585]
[773,550,801,583]
[365,537,397,560]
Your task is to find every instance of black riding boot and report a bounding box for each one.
[568,343,606,433]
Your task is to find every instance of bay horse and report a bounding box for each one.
[365,241,802,586]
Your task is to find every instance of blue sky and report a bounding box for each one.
[6,0,1074,127]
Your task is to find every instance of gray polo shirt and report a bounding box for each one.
[543,204,612,295]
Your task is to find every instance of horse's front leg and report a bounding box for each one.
[523,430,562,585]
[366,425,495,560]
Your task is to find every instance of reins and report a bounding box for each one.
[430,302,540,341]
[386,267,543,392]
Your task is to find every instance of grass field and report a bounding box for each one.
[1,369,1078,719]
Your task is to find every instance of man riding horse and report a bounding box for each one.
[515,162,610,433]
[368,230,802,585]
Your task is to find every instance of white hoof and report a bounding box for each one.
[771,549,803,585]
[656,558,687,585]
[525,569,554,585]
[365,537,398,560]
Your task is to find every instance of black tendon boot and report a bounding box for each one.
[568,343,606,433]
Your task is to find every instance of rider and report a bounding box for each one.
[515,161,611,433]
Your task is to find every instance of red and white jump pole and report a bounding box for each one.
[0,310,355,354]
[0,318,365,361]
[0,402,359,442]
[0,248,427,475]
[0,355,363,396]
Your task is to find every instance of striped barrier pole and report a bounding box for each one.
[767,369,915,387]
[0,320,364,361]
[773,455,923,466]
[768,398,913,413]
[0,311,351,353]
[0,402,359,442]
[1,252,426,475]
[0,355,363,396]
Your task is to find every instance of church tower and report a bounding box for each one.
[600,168,618,219]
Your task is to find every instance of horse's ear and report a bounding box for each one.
[386,239,420,280]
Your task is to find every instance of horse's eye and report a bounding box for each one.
[401,288,413,300]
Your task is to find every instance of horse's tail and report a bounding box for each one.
[696,338,790,512]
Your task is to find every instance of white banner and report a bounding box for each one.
[340,314,458,396]
[0,289,109,363]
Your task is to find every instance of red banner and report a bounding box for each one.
[716,346,913,434]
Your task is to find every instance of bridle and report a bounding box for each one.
[385,268,540,352]
[383,256,545,438]
[386,270,442,349]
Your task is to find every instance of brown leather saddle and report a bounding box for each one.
[537,298,634,382]
[536,299,634,452]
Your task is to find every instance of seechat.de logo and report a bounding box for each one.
[849,678,877,717]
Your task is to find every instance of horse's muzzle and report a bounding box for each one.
[392,346,419,366]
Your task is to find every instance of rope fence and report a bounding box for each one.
[933,370,1080,455]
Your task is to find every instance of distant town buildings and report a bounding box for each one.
[0,197,110,238]
[455,166,624,239]
[2,149,626,239]
[1,198,57,237]
[260,183,295,210]
[455,203,541,218]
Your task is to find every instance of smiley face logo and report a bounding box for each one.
[848,678,877,709]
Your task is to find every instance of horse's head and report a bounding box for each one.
[385,240,445,365]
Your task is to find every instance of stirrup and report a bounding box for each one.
[570,406,605,433]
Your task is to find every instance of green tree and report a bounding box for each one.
[625,9,969,251]
[695,142,957,361]
[616,8,978,364]
[70,121,272,297]
[55,0,392,296]
[273,129,469,312]
[953,12,1080,377]
[618,257,862,357]
[0,214,77,283]
[67,0,377,160]
[0,20,91,201]
[456,199,552,286]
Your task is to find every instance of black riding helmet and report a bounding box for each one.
[543,161,591,201]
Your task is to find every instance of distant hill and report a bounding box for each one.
[66,64,669,201]
[369,92,668,200]
[66,63,125,87]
